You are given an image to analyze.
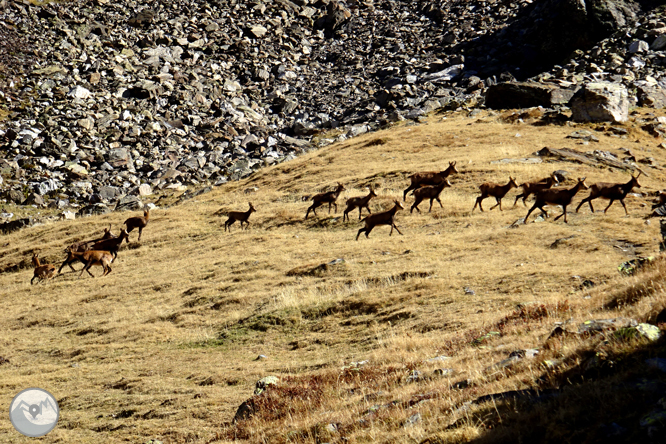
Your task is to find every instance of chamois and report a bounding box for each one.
[90,229,129,261]
[410,179,452,213]
[472,177,518,212]
[70,250,114,278]
[524,177,588,224]
[58,226,117,273]
[575,172,642,215]
[305,183,346,219]
[356,201,404,240]
[513,174,559,207]
[403,161,458,201]
[225,202,256,231]
[343,187,377,222]
[31,253,56,285]
[124,209,150,242]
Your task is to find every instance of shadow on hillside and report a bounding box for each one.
[451,0,660,80]
[444,335,666,444]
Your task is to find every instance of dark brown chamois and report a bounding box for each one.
[31,252,56,285]
[513,174,559,207]
[90,229,129,262]
[124,209,150,242]
[575,172,642,215]
[472,177,518,212]
[524,177,588,224]
[58,226,117,273]
[410,179,452,213]
[356,201,404,240]
[305,183,346,219]
[403,161,458,201]
[225,202,256,231]
[343,187,378,222]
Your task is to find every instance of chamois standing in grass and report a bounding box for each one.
[343,187,377,222]
[305,183,346,219]
[225,202,256,232]
[410,179,452,213]
[524,177,588,224]
[59,226,118,273]
[66,250,115,278]
[31,253,56,285]
[356,201,404,240]
[403,161,458,201]
[513,174,560,207]
[575,172,642,215]
[472,177,518,212]
[124,209,150,242]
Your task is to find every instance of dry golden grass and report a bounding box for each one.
[1,109,666,443]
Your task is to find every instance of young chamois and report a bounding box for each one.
[410,179,452,213]
[403,161,458,201]
[356,201,404,240]
[472,177,518,212]
[513,174,559,207]
[60,230,129,272]
[31,252,56,285]
[225,202,256,231]
[67,250,114,278]
[524,177,588,224]
[305,183,346,219]
[58,225,117,273]
[575,172,642,215]
[343,187,377,222]
[124,209,150,242]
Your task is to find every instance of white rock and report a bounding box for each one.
[68,85,92,100]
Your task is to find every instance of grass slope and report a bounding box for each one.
[1,109,666,443]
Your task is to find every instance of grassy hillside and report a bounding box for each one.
[2,109,666,443]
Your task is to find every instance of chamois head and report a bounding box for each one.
[509,176,518,188]
[631,171,642,188]
[578,177,588,189]
[448,161,459,174]
[249,202,256,213]
[394,200,405,210]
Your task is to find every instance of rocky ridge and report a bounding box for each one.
[0,0,665,220]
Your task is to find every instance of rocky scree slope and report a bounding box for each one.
[0,0,664,220]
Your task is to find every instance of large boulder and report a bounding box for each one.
[485,82,578,109]
[570,82,629,123]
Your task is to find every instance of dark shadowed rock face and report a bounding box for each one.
[485,82,578,109]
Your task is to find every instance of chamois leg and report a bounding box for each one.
[619,199,629,215]
[514,194,524,207]
[436,197,443,209]
[489,197,502,211]
[411,198,422,213]
[428,199,435,212]
[524,202,540,224]
[137,227,143,241]
[554,205,568,223]
[80,260,96,278]
[404,185,416,201]
[473,195,486,212]
[391,223,403,236]
[603,199,616,214]
[363,205,372,216]
[356,227,365,241]
[31,275,37,285]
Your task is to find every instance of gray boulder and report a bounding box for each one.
[571,82,629,123]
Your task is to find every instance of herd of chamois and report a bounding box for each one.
[30,210,150,284]
[28,159,651,283]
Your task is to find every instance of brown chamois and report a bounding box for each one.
[652,191,666,210]
[69,250,114,278]
[124,209,150,242]
[225,202,256,231]
[343,187,378,222]
[410,179,452,213]
[575,172,642,215]
[403,161,458,201]
[58,226,117,273]
[513,174,560,207]
[90,229,129,262]
[305,183,346,219]
[356,200,404,240]
[524,177,588,224]
[31,253,56,285]
[472,177,518,212]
